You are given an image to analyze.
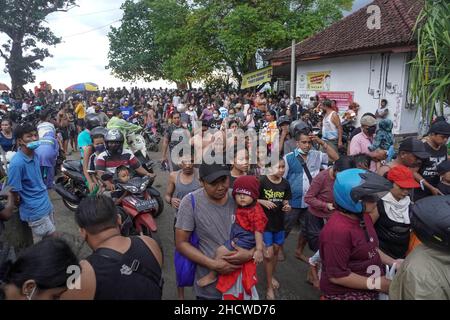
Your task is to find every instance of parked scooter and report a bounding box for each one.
[54,160,88,212]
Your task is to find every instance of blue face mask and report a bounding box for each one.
[95,144,106,154]
[296,148,308,156]
[26,141,41,150]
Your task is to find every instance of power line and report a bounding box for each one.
[62,19,122,38]
[71,8,121,17]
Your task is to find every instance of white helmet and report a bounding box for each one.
[177,103,186,113]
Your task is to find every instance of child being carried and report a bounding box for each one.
[197,175,268,287]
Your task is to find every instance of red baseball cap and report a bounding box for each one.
[387,165,420,189]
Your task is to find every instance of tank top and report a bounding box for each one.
[173,170,201,214]
[86,237,163,300]
[322,111,338,141]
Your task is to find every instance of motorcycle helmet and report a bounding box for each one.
[334,169,392,215]
[411,195,450,253]
[177,103,187,113]
[97,96,104,103]
[85,114,100,131]
[105,129,124,156]
[277,115,291,127]
[90,126,108,138]
[289,119,309,137]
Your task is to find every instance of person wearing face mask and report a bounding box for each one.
[0,238,79,300]
[6,124,55,242]
[282,129,339,262]
[210,109,223,129]
[349,115,387,172]
[185,105,198,130]
[82,127,108,195]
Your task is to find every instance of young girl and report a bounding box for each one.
[197,175,267,287]
[258,158,292,299]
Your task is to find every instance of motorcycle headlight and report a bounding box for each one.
[125,186,139,194]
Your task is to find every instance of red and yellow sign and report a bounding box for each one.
[307,71,331,91]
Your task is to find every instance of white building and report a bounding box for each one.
[270,0,424,136]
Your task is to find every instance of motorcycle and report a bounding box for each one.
[111,175,161,244]
[54,160,89,212]
[142,126,161,152]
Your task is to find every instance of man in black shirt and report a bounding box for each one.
[415,120,450,200]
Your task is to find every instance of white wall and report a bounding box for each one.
[296,53,419,135]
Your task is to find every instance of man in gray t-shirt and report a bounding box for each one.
[175,163,254,300]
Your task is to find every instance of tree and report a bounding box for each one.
[409,0,450,125]
[107,0,164,83]
[108,0,353,87]
[0,0,76,97]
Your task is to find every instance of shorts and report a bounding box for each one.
[263,231,285,247]
[284,208,308,235]
[69,123,77,138]
[224,223,255,251]
[27,212,55,239]
[60,127,69,141]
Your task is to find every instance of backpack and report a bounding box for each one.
[174,193,200,287]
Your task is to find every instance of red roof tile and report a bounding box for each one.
[271,0,424,62]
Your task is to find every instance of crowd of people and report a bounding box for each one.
[0,86,449,301]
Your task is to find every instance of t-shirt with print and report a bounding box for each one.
[259,176,292,232]
[415,142,448,200]
[175,188,236,300]
[95,149,141,175]
[319,212,384,296]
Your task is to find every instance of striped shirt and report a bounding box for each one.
[95,149,141,174]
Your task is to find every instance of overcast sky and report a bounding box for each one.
[0,0,372,91]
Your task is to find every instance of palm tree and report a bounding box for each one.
[408,0,450,128]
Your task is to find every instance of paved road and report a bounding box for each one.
[52,148,320,300]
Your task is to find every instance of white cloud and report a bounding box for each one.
[0,0,175,91]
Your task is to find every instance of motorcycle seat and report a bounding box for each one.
[63,160,83,173]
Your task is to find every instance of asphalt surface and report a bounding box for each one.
[52,147,320,300]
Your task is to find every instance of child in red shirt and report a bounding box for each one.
[197,175,267,287]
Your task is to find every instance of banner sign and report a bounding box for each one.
[318,91,354,112]
[241,67,273,89]
[307,71,331,91]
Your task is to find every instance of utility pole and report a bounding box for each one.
[290,39,296,105]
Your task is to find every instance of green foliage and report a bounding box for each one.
[0,0,76,95]
[108,0,353,86]
[409,0,450,124]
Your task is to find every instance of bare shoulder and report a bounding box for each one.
[60,259,96,300]
[138,236,163,267]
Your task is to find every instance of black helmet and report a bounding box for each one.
[289,119,309,137]
[277,115,291,127]
[105,129,124,156]
[90,126,108,138]
[411,195,450,253]
[85,114,100,130]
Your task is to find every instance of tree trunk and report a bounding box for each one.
[9,38,27,99]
